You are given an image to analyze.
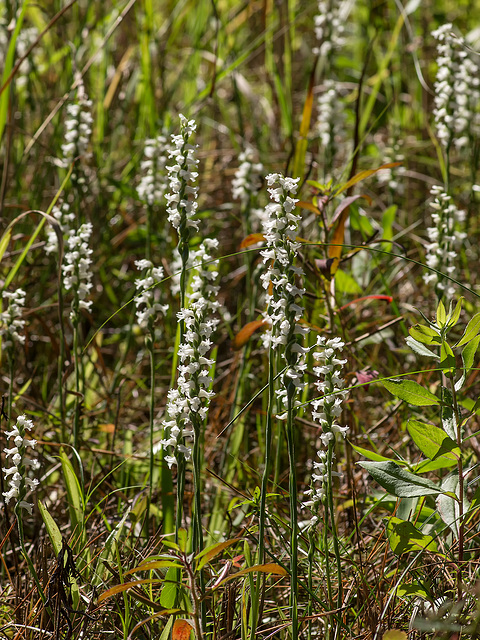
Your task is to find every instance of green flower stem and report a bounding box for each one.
[286,384,298,640]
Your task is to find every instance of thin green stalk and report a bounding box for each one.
[286,386,298,640]
[146,335,155,535]
[73,323,80,450]
[326,441,343,638]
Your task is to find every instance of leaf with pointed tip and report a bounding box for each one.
[232,319,268,350]
[436,300,447,327]
[405,336,439,359]
[195,539,240,570]
[386,516,438,555]
[382,379,439,406]
[407,420,459,463]
[456,313,480,347]
[359,461,441,497]
[172,620,193,640]
[240,233,265,249]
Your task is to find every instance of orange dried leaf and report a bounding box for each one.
[233,320,267,350]
[297,201,320,215]
[172,619,194,640]
[335,162,402,196]
[195,538,240,570]
[97,579,165,603]
[240,233,265,249]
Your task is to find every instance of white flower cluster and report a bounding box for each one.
[313,0,347,57]
[61,76,93,188]
[3,415,39,515]
[62,222,94,319]
[0,289,26,348]
[45,201,75,254]
[134,259,168,330]
[137,134,170,206]
[424,186,466,298]
[432,24,480,149]
[232,146,264,209]
[377,135,405,194]
[260,174,309,417]
[304,336,348,516]
[0,18,38,90]
[161,239,220,468]
[165,115,199,233]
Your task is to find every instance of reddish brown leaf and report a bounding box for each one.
[232,320,267,350]
[240,233,265,249]
[172,619,194,640]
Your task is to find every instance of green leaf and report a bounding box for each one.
[358,461,441,497]
[60,450,85,548]
[394,583,430,599]
[407,420,460,463]
[350,444,396,463]
[160,616,174,640]
[386,516,438,554]
[409,324,441,345]
[456,335,480,392]
[38,502,63,556]
[447,298,463,328]
[456,312,480,348]
[382,379,439,406]
[405,336,439,359]
[160,567,180,608]
[440,340,456,371]
[436,300,447,327]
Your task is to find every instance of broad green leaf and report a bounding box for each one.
[413,457,457,472]
[359,461,441,497]
[350,444,395,463]
[395,583,430,599]
[456,312,480,347]
[382,632,407,640]
[405,337,439,359]
[409,324,441,345]
[407,420,459,462]
[436,472,469,540]
[382,379,439,406]
[386,516,437,554]
[436,300,447,327]
[160,567,180,608]
[381,204,397,244]
[38,502,63,556]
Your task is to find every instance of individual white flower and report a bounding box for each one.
[138,134,171,206]
[62,222,94,319]
[161,240,220,468]
[165,114,199,233]
[2,414,39,515]
[0,289,26,348]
